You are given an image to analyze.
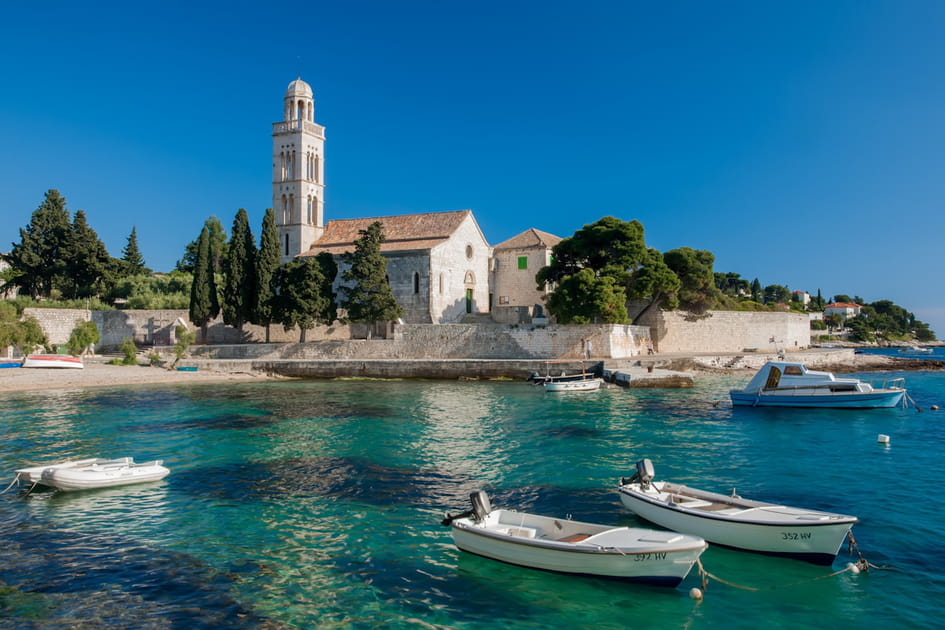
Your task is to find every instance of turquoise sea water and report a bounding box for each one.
[1,370,944,629]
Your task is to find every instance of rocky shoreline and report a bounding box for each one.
[0,347,941,394]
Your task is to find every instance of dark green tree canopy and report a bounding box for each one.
[340,222,404,324]
[537,217,647,287]
[545,268,629,324]
[121,226,149,276]
[662,247,722,314]
[222,208,257,331]
[6,189,73,298]
[177,216,228,273]
[188,225,220,327]
[63,210,111,299]
[252,208,281,334]
[277,254,337,342]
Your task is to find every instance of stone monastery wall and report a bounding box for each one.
[22,307,808,358]
[639,309,810,353]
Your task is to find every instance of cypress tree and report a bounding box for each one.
[222,208,256,332]
[121,226,149,275]
[189,226,220,329]
[253,208,281,341]
[340,221,403,334]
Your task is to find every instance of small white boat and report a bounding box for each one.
[442,491,707,586]
[528,361,603,392]
[21,354,84,369]
[899,345,932,354]
[729,361,905,408]
[15,457,169,491]
[617,459,858,565]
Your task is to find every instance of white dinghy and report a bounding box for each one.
[617,459,857,565]
[15,457,170,491]
[442,491,707,586]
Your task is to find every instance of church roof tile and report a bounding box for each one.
[300,210,473,256]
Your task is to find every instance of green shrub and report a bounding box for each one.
[173,325,196,366]
[118,337,138,365]
[66,320,100,356]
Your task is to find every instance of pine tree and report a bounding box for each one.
[340,221,403,334]
[189,226,220,328]
[6,189,72,298]
[121,226,149,275]
[253,208,281,341]
[63,210,111,299]
[277,256,336,342]
[222,209,257,332]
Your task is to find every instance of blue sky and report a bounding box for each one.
[1,1,943,335]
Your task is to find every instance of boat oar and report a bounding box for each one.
[906,392,923,412]
[441,509,474,526]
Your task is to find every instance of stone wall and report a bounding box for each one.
[23,308,91,347]
[637,309,810,353]
[183,323,651,360]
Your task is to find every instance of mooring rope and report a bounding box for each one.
[0,475,20,495]
[694,531,891,595]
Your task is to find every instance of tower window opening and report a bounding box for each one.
[284,233,289,256]
[413,272,420,294]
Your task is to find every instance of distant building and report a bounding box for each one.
[491,228,562,323]
[300,210,492,324]
[279,78,562,325]
[824,302,862,320]
[792,290,810,306]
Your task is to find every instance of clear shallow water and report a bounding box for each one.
[1,372,944,629]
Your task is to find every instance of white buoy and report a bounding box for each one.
[877,434,890,445]
[931,405,940,411]
[689,587,703,600]
[846,562,861,575]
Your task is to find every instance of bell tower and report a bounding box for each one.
[273,77,325,263]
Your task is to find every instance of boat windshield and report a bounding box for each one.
[764,366,781,390]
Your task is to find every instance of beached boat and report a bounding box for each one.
[527,360,603,392]
[441,491,707,585]
[617,459,858,565]
[21,354,84,369]
[15,457,169,491]
[729,361,905,408]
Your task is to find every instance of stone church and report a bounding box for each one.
[273,77,556,324]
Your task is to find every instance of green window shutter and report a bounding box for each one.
[517,256,528,270]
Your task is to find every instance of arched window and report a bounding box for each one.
[413,272,420,294]
[313,156,320,183]
[282,195,288,224]
[280,151,286,181]
[289,194,295,222]
[307,196,313,224]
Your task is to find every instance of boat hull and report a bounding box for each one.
[450,518,706,585]
[22,354,83,369]
[618,487,855,565]
[17,458,169,491]
[544,378,602,392]
[730,389,904,408]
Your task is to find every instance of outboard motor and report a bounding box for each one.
[527,371,540,383]
[470,490,492,522]
[622,458,655,488]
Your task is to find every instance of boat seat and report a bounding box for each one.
[557,533,591,543]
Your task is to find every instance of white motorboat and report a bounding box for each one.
[442,491,707,586]
[729,361,905,408]
[899,345,932,354]
[21,354,84,369]
[617,459,858,565]
[528,361,603,392]
[15,457,169,491]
